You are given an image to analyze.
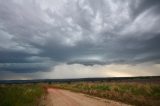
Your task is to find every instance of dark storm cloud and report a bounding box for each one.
[0,63,52,73]
[129,0,160,19]
[0,0,160,73]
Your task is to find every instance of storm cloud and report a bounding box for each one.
[0,0,160,79]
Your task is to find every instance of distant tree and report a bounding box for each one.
[48,82,52,84]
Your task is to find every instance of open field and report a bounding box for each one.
[0,84,45,106]
[0,76,160,106]
[51,81,160,106]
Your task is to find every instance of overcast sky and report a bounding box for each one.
[0,0,160,80]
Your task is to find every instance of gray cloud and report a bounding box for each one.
[0,0,160,75]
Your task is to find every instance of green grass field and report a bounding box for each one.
[0,81,159,106]
[0,84,45,106]
[52,82,160,106]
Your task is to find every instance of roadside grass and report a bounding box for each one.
[0,84,45,106]
[52,82,160,106]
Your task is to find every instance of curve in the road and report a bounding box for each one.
[43,88,131,106]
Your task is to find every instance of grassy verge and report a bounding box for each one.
[52,82,160,106]
[0,84,45,106]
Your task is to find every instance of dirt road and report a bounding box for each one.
[42,88,131,106]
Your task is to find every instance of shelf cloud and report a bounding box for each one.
[0,0,160,79]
